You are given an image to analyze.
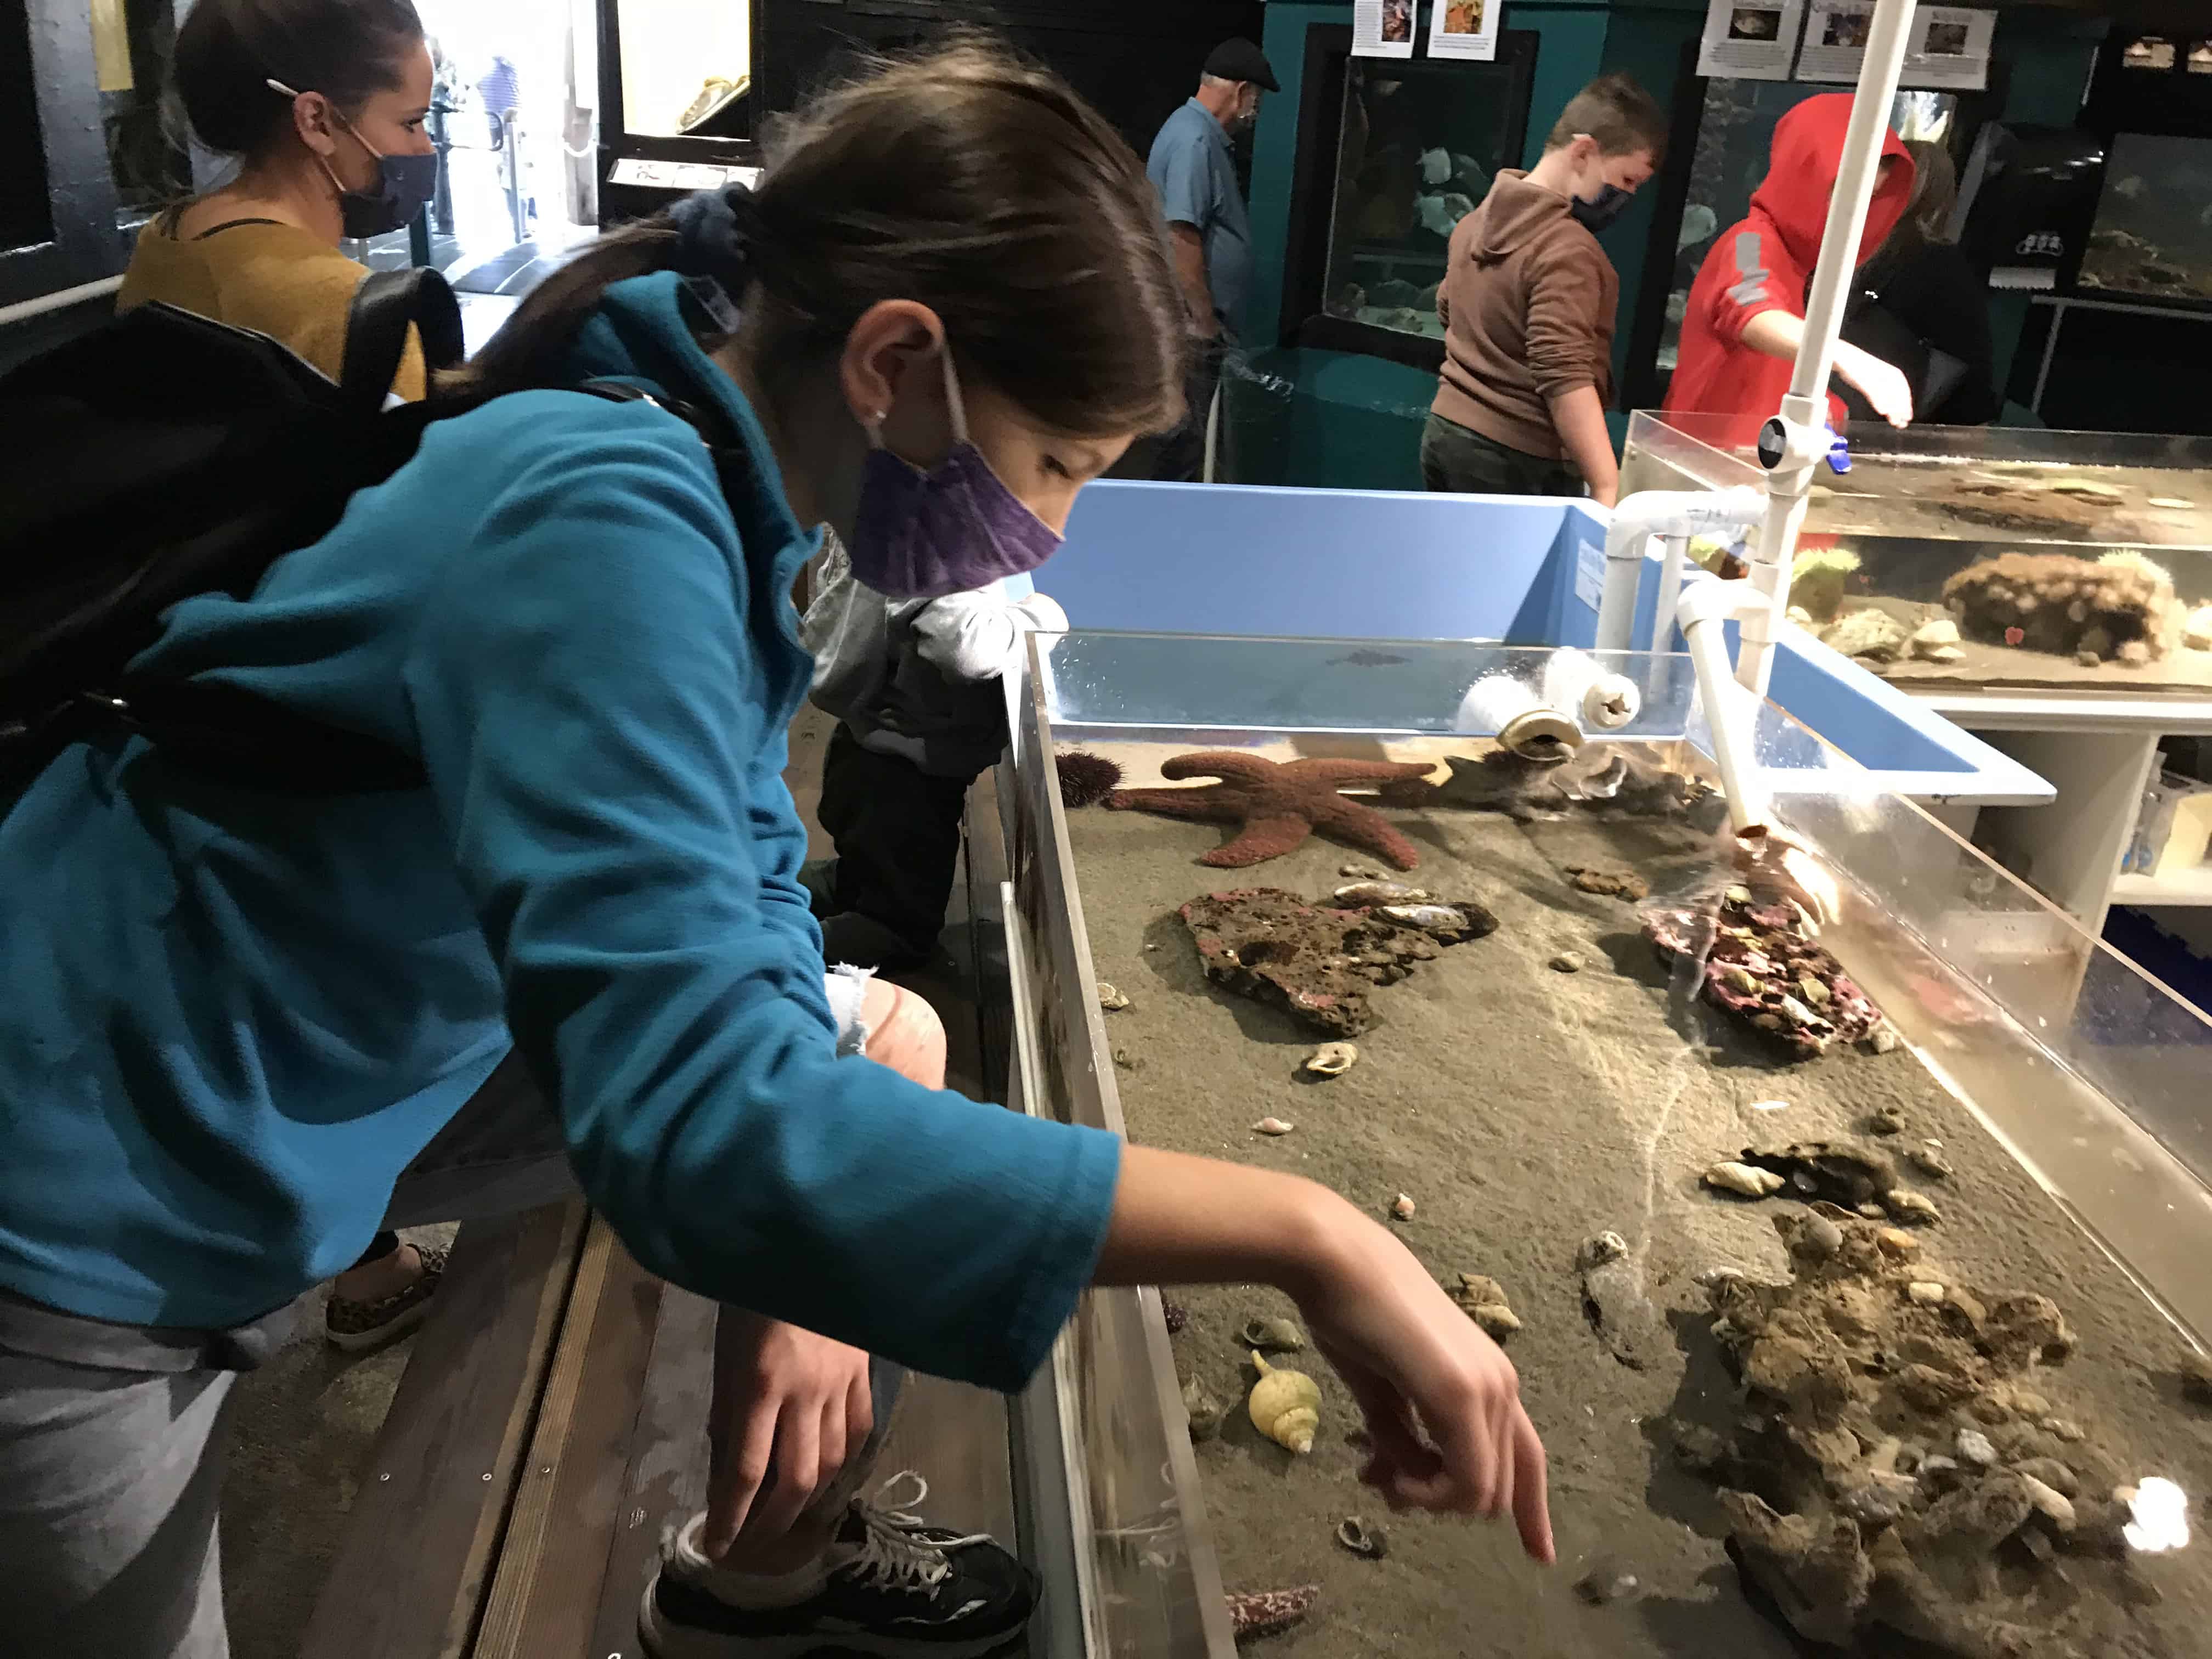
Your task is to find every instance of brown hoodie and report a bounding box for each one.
[1431,170,1617,460]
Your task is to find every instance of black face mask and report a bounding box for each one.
[1571,182,1633,233]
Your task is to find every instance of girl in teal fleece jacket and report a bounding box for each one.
[0,42,1551,1659]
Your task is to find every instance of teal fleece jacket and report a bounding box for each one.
[0,274,1120,1390]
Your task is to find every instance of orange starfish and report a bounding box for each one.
[1104,751,1436,870]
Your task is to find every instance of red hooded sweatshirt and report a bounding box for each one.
[1664,95,1915,447]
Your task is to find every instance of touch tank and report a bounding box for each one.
[1620,410,2212,693]
[1001,631,2212,1657]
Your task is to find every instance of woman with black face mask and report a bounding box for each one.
[117,0,438,402]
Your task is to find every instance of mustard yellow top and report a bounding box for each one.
[117,211,427,402]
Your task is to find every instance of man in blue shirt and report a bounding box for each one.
[1135,36,1278,481]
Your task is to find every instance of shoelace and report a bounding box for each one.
[843,1471,993,1594]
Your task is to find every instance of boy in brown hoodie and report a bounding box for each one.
[1426,74,1667,507]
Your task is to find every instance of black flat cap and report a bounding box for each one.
[1204,37,1280,93]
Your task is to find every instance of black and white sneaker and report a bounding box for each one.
[639,1471,1038,1658]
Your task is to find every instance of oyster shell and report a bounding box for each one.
[1303,1041,1359,1077]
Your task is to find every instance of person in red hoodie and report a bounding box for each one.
[1665,94,1918,448]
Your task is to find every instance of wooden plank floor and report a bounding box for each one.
[297,1200,587,1659]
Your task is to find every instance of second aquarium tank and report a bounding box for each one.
[1620,410,2212,694]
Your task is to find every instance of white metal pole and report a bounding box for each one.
[1739,0,1919,698]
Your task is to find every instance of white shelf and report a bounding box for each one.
[2112,866,2212,907]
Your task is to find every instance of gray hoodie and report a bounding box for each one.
[802,532,1069,778]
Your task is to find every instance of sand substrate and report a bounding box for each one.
[1068,792,2212,1656]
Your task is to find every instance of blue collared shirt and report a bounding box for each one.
[1149,98,1252,340]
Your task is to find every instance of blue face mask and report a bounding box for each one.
[266,78,437,239]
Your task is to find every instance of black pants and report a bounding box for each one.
[1112,337,1224,484]
[1420,411,1583,498]
[816,724,980,962]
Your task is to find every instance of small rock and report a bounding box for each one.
[1449,1274,1521,1339]
[1550,951,1586,974]
[1579,1231,1629,1268]
[1303,1041,1359,1077]
[1927,645,1965,664]
[1823,608,1909,663]
[2118,640,2152,668]
[2185,603,2212,653]
[1908,1281,1947,1306]
[2020,1474,2076,1532]
[1906,1147,1954,1181]
[1672,1422,1730,1473]
[1703,1160,1786,1198]
[1113,1048,1137,1070]
[1792,1214,1845,1259]
[1097,982,1131,1012]
[1864,1025,1899,1056]
[1162,1299,1188,1334]
[1956,1429,1999,1468]
[2179,1353,2212,1405]
[1573,1557,1640,1605]
[1910,618,1962,659]
[2013,1458,2079,1499]
[1252,1116,1295,1136]
[1886,1189,1941,1225]
[1839,1482,1908,1525]
[2041,1417,2086,1443]
[1869,1105,1908,1136]
[1875,1227,1920,1259]
[1182,1374,1224,1440]
[1391,1192,1416,1221]
[2076,649,2103,668]
[1919,1454,1961,1486]
[1340,864,1380,878]
[1335,1517,1387,1560]
[1855,1203,1887,1221]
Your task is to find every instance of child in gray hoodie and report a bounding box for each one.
[801,531,1067,969]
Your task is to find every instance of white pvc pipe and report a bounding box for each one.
[1675,577,1773,835]
[1654,534,1691,650]
[0,274,124,328]
[1593,487,1767,651]
[1741,0,1920,699]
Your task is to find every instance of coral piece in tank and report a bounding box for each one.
[1646,885,1885,1060]
[1054,748,1123,810]
[1106,751,1437,870]
[1940,551,2180,664]
[1789,547,1861,624]
[1680,1210,2138,1659]
[1225,1584,1319,1640]
[1379,747,1721,826]
[1178,887,1468,1037]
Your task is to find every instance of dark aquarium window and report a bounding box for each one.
[1279,24,1537,369]
[2078,132,2212,311]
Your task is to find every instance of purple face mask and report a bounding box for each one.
[847,349,1063,600]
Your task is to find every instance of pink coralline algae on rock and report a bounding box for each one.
[1646,885,1885,1060]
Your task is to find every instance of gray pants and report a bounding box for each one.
[0,1045,900,1659]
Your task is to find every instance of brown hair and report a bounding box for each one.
[172,0,424,159]
[454,38,1187,440]
[1544,72,1668,162]
[1901,138,1958,245]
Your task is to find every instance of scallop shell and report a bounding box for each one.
[1248,1350,1322,1454]
[1304,1041,1359,1077]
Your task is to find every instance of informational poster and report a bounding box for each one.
[1697,0,1805,82]
[1899,7,1994,91]
[1352,0,1417,59]
[1796,0,1877,83]
[1429,0,1502,62]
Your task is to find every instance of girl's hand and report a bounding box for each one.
[1835,343,1914,428]
[1292,1209,1555,1563]
[705,1306,876,1555]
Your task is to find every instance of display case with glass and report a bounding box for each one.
[1278,26,1536,363]
[2077,131,2212,309]
[1003,629,2212,1658]
[1620,409,2212,695]
[597,0,761,224]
